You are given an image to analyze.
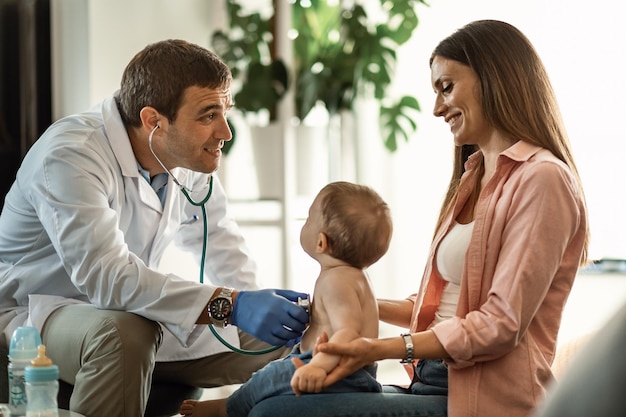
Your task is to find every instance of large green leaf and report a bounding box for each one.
[381,0,421,45]
[380,96,421,152]
[234,61,289,114]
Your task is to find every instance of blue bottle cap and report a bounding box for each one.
[24,344,59,382]
[24,364,59,382]
[8,326,42,360]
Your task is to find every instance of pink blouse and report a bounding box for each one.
[408,141,588,417]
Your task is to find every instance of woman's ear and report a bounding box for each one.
[316,232,329,254]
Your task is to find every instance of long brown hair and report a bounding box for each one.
[430,20,588,264]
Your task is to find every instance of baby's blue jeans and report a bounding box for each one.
[248,359,448,417]
[227,347,381,417]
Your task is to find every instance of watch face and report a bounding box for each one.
[209,297,232,321]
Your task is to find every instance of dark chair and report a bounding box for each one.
[0,342,203,417]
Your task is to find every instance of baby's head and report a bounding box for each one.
[311,181,393,269]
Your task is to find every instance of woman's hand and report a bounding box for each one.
[292,332,380,388]
[316,336,380,386]
[297,330,446,388]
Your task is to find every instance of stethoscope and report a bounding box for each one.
[148,125,281,355]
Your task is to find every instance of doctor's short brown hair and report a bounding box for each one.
[117,39,232,128]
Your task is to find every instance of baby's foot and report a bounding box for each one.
[180,398,227,417]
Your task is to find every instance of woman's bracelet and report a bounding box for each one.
[399,333,414,364]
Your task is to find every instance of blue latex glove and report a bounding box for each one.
[232,289,310,346]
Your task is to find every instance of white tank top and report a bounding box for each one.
[432,221,475,326]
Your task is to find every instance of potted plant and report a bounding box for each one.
[292,0,426,152]
[211,1,289,125]
[212,0,426,152]
[211,1,291,199]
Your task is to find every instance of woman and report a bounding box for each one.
[250,19,589,417]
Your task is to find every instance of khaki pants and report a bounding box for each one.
[42,304,287,417]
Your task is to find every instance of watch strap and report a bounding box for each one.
[219,287,234,327]
[216,287,234,300]
[399,333,414,364]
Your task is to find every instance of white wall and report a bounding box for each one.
[51,0,226,118]
[51,0,626,300]
[368,0,626,299]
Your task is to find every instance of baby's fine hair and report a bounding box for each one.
[318,181,392,269]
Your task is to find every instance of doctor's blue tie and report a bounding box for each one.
[150,173,168,208]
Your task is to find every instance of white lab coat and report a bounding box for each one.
[0,94,259,360]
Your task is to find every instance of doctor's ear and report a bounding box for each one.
[139,106,162,132]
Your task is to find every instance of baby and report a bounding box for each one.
[180,181,393,417]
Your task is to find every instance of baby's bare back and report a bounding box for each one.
[300,266,379,352]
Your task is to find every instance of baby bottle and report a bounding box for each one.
[8,326,42,416]
[24,345,59,417]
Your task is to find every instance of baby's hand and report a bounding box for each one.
[290,362,328,396]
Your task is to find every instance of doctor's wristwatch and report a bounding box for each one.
[208,287,234,327]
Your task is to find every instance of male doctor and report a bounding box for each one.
[0,39,308,417]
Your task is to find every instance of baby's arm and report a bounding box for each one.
[291,328,360,395]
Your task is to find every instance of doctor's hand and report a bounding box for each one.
[232,288,309,346]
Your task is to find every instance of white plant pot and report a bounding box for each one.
[294,125,329,197]
[249,124,284,200]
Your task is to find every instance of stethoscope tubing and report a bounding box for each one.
[147,124,280,354]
